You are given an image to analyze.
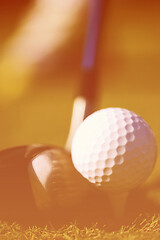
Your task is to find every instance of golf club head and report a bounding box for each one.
[28,147,89,215]
[0,144,53,224]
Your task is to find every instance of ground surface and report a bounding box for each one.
[0,215,160,240]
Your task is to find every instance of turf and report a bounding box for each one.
[0,215,160,240]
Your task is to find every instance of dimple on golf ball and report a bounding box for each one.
[71,107,157,193]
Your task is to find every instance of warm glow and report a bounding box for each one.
[0,0,160,226]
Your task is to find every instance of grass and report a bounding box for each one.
[0,215,160,240]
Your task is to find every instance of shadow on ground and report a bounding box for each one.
[1,184,160,230]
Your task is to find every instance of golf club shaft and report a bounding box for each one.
[81,0,104,116]
[66,0,104,151]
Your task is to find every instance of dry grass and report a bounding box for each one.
[0,215,160,240]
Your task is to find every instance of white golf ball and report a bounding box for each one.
[71,108,157,193]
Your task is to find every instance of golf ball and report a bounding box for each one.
[71,108,157,193]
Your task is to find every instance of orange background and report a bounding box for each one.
[0,0,160,186]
